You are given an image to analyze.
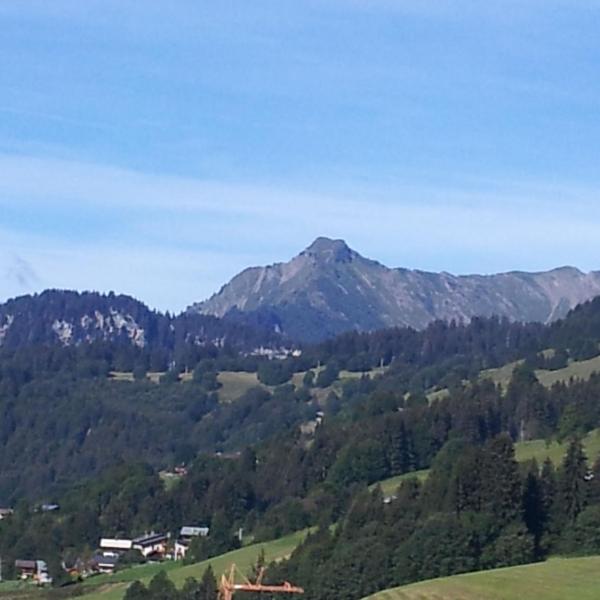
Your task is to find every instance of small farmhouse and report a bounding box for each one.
[174,525,209,560]
[132,532,169,559]
[14,559,52,584]
[91,554,119,574]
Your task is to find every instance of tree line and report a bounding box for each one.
[269,435,600,600]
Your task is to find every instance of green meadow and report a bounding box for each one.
[364,556,600,600]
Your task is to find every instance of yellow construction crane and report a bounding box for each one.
[218,564,304,600]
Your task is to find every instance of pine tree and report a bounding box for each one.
[450,447,482,515]
[559,437,589,523]
[249,548,266,582]
[540,457,557,515]
[148,571,177,600]
[180,577,201,600]
[199,565,218,600]
[124,581,148,600]
[388,421,409,475]
[521,460,544,553]
[480,434,522,526]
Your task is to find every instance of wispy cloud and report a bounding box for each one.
[4,254,40,290]
[1,153,600,311]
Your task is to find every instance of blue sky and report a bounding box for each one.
[1,1,600,311]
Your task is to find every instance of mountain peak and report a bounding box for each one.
[302,237,354,262]
[191,240,600,342]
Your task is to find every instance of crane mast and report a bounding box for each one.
[218,564,304,600]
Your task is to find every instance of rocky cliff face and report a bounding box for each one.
[190,237,600,341]
[0,289,281,351]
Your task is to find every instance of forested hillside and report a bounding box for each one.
[3,296,600,597]
[3,297,600,502]
[0,290,283,357]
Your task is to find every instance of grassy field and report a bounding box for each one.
[110,366,388,405]
[216,371,267,403]
[338,367,387,380]
[426,354,600,405]
[158,471,184,491]
[374,428,600,494]
[515,428,600,465]
[535,355,600,387]
[0,581,33,592]
[479,361,522,387]
[364,556,600,600]
[109,372,166,384]
[481,355,600,389]
[371,470,430,496]
[79,529,309,600]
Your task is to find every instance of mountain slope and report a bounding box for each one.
[191,237,600,341]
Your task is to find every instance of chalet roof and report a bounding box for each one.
[180,526,209,537]
[132,532,168,546]
[15,560,36,569]
[92,555,119,567]
[100,538,132,550]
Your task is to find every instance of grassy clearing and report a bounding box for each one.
[158,471,184,491]
[108,371,165,384]
[371,470,430,496]
[110,370,266,402]
[479,361,522,388]
[110,366,387,405]
[108,371,135,382]
[515,428,600,466]
[481,355,600,390]
[338,367,387,380]
[364,556,600,600]
[427,354,600,404]
[217,371,267,403]
[291,367,385,393]
[535,355,600,387]
[374,428,600,493]
[79,529,310,600]
[426,388,450,402]
[0,581,35,592]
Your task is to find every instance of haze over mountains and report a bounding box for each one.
[192,237,600,341]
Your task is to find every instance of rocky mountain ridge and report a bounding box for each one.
[0,289,281,351]
[191,237,600,341]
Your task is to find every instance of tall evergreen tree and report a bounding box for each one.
[148,571,178,600]
[480,434,522,526]
[559,438,589,523]
[180,577,201,600]
[124,581,149,600]
[199,565,218,600]
[387,420,410,475]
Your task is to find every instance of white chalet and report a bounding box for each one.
[174,525,209,560]
[99,538,133,555]
[132,532,169,559]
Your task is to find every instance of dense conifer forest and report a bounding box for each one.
[3,296,600,594]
